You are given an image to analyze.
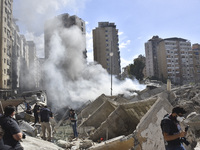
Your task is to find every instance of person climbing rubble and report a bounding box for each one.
[161,106,188,150]
[40,104,53,142]
[69,108,78,140]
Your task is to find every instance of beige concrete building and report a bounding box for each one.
[192,43,200,82]
[93,22,121,76]
[145,36,162,79]
[0,0,13,96]
[157,37,194,84]
[44,13,86,59]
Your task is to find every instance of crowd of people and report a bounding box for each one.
[0,101,190,150]
[0,102,79,150]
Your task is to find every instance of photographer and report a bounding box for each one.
[161,106,188,150]
[0,105,24,150]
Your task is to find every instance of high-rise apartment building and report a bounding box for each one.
[145,37,194,84]
[145,36,162,78]
[192,43,200,82]
[44,13,86,59]
[0,0,13,96]
[159,38,193,84]
[93,22,121,75]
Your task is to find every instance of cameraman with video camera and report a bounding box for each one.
[161,106,189,150]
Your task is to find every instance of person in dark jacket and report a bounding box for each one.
[161,106,187,150]
[0,105,24,150]
[40,105,53,141]
[69,109,78,139]
[0,113,14,150]
[33,103,40,125]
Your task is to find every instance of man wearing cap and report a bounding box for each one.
[161,106,187,150]
[69,109,78,139]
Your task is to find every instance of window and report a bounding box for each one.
[4,80,6,85]
[4,59,6,63]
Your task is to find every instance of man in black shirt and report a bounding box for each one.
[0,105,24,150]
[161,106,187,150]
[40,105,53,141]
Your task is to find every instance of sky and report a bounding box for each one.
[13,0,200,69]
[12,0,200,109]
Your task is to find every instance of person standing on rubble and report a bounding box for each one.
[161,106,187,150]
[69,109,78,139]
[0,105,24,150]
[33,103,40,125]
[40,104,53,142]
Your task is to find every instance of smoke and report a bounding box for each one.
[43,20,145,110]
[13,0,146,110]
[13,0,88,34]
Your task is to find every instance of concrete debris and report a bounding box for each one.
[57,140,72,148]
[18,120,37,137]
[79,139,93,149]
[20,136,64,150]
[77,83,200,150]
[3,83,200,150]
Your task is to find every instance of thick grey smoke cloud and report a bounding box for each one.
[13,0,145,110]
[43,22,145,109]
[13,0,88,34]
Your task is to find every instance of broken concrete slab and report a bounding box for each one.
[79,100,117,129]
[79,94,111,119]
[88,94,172,150]
[20,136,64,150]
[86,96,158,142]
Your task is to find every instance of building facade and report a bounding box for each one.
[44,13,86,59]
[93,22,121,76]
[145,36,162,78]
[145,37,194,84]
[0,0,13,96]
[157,38,194,84]
[192,43,200,82]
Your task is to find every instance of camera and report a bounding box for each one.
[180,125,190,146]
[22,132,26,139]
[180,137,190,146]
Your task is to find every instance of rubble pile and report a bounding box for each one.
[2,83,200,149]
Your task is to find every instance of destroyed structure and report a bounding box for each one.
[1,83,200,150]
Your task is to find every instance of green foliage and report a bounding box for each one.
[129,55,145,81]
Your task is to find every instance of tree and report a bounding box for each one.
[128,55,145,81]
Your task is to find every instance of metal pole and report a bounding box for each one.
[110,52,113,96]
[111,56,112,96]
